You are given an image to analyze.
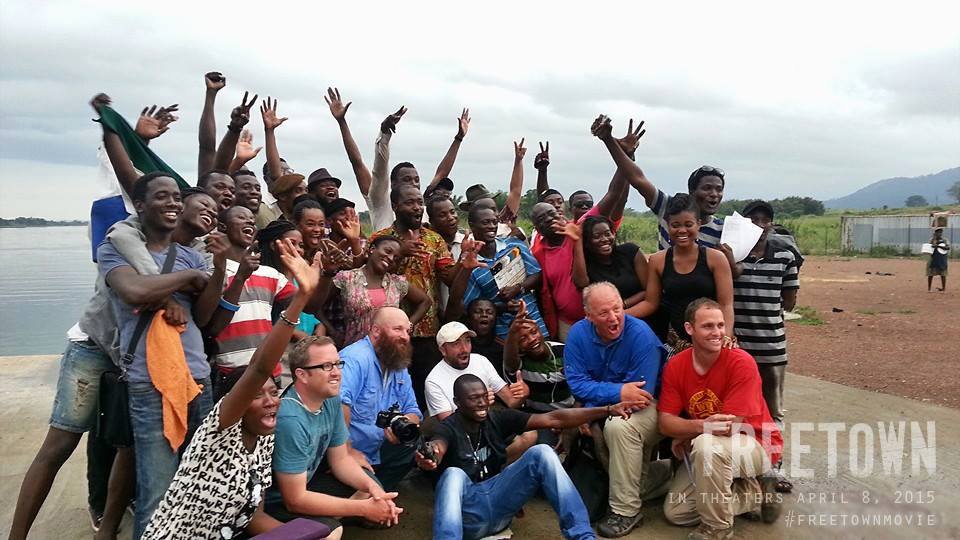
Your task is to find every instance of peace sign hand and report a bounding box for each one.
[616,118,646,158]
[514,138,526,160]
[534,141,550,170]
[229,91,259,131]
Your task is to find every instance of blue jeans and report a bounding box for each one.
[128,379,212,539]
[49,340,114,433]
[433,444,595,540]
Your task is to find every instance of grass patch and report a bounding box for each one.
[856,309,878,315]
[855,308,916,316]
[791,306,825,325]
[897,309,916,315]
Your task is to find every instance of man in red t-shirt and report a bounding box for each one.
[657,298,783,540]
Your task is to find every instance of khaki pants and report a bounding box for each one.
[664,433,771,530]
[604,404,669,516]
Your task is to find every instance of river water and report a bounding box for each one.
[0,226,98,356]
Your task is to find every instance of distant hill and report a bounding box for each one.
[825,167,960,209]
[0,217,88,228]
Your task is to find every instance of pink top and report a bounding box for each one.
[367,287,387,309]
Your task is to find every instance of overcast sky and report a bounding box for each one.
[1,1,958,219]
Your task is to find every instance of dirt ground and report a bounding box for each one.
[787,256,959,409]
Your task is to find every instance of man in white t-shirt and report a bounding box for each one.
[425,322,530,420]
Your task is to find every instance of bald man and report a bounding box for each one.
[339,307,423,490]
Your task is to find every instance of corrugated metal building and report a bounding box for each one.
[841,214,959,255]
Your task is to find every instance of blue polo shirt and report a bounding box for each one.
[340,337,421,464]
[563,315,666,407]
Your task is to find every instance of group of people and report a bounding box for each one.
[9,72,803,540]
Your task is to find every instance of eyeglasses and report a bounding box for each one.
[299,361,345,372]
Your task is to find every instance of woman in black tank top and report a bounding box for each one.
[626,194,734,344]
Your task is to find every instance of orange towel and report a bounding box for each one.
[146,310,201,452]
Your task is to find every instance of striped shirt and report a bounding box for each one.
[649,189,724,250]
[463,238,549,340]
[518,342,572,411]
[733,244,800,365]
[214,261,296,369]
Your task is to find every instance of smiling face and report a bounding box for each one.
[531,202,565,239]
[368,238,401,275]
[222,206,257,248]
[295,343,343,399]
[393,185,424,229]
[282,229,305,258]
[469,208,498,244]
[468,299,497,338]
[204,173,236,210]
[691,176,723,216]
[428,198,459,237]
[241,378,280,436]
[180,193,218,236]
[516,320,547,358]
[587,221,615,256]
[310,180,339,204]
[667,210,700,247]
[585,285,626,342]
[136,176,183,232]
[296,208,326,251]
[569,193,594,221]
[440,334,473,370]
[684,306,725,354]
[234,175,262,213]
[454,379,490,423]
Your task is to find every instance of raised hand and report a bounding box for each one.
[235,129,263,162]
[533,141,550,170]
[381,106,407,134]
[508,373,530,401]
[513,138,526,160]
[552,219,581,241]
[204,71,226,92]
[260,96,288,131]
[456,108,471,139]
[590,114,613,141]
[136,103,179,140]
[229,91,259,131]
[332,209,362,241]
[616,118,646,157]
[236,245,262,280]
[318,239,352,271]
[204,231,231,271]
[89,93,112,115]
[278,237,321,295]
[324,87,352,121]
[399,229,431,260]
[459,235,488,270]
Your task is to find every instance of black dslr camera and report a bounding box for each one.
[375,403,436,462]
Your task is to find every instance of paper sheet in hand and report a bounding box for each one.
[921,243,934,255]
[719,212,764,262]
[491,247,525,290]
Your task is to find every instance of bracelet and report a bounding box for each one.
[226,123,243,133]
[279,310,300,327]
[218,297,240,312]
[454,136,464,142]
[606,405,612,418]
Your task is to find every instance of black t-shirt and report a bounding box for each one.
[587,243,643,300]
[433,409,531,482]
[471,337,505,377]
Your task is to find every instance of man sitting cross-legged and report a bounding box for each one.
[416,374,644,540]
[659,298,783,540]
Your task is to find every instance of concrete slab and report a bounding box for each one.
[1,355,957,539]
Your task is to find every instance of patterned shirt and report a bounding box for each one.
[142,400,274,539]
[333,268,409,347]
[649,189,724,250]
[370,226,454,337]
[733,244,800,365]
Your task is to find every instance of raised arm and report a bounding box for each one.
[193,232,230,328]
[228,129,263,173]
[198,71,226,175]
[213,91,258,171]
[369,106,405,200]
[427,108,470,189]
[260,96,288,181]
[325,87,373,195]
[204,244,262,337]
[218,238,319,430]
[591,115,658,208]
[502,139,525,217]
[594,119,645,221]
[442,236,486,322]
[534,141,550,195]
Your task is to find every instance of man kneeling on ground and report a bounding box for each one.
[659,298,783,540]
[416,374,643,539]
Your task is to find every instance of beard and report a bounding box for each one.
[376,337,413,371]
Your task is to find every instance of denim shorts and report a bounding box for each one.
[49,340,115,433]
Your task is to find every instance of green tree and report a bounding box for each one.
[948,180,960,204]
[904,195,928,207]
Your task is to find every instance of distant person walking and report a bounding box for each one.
[927,228,950,292]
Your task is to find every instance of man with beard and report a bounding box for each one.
[370,184,457,410]
[197,169,236,211]
[339,308,422,491]
[207,206,296,396]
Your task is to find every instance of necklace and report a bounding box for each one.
[464,429,489,480]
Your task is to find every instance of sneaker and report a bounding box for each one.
[597,511,642,538]
[88,506,103,533]
[687,523,734,540]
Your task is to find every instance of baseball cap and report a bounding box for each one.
[742,200,774,219]
[436,321,477,347]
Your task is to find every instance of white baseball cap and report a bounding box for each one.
[436,321,477,347]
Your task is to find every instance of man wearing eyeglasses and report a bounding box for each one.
[265,336,404,530]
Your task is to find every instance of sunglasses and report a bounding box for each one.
[299,361,345,372]
[572,200,594,209]
[694,165,725,178]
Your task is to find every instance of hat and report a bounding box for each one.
[307,168,342,189]
[538,188,562,202]
[742,200,774,219]
[269,173,306,197]
[323,197,356,217]
[459,184,500,211]
[436,321,477,347]
[425,177,455,199]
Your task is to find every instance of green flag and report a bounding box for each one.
[98,105,189,189]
